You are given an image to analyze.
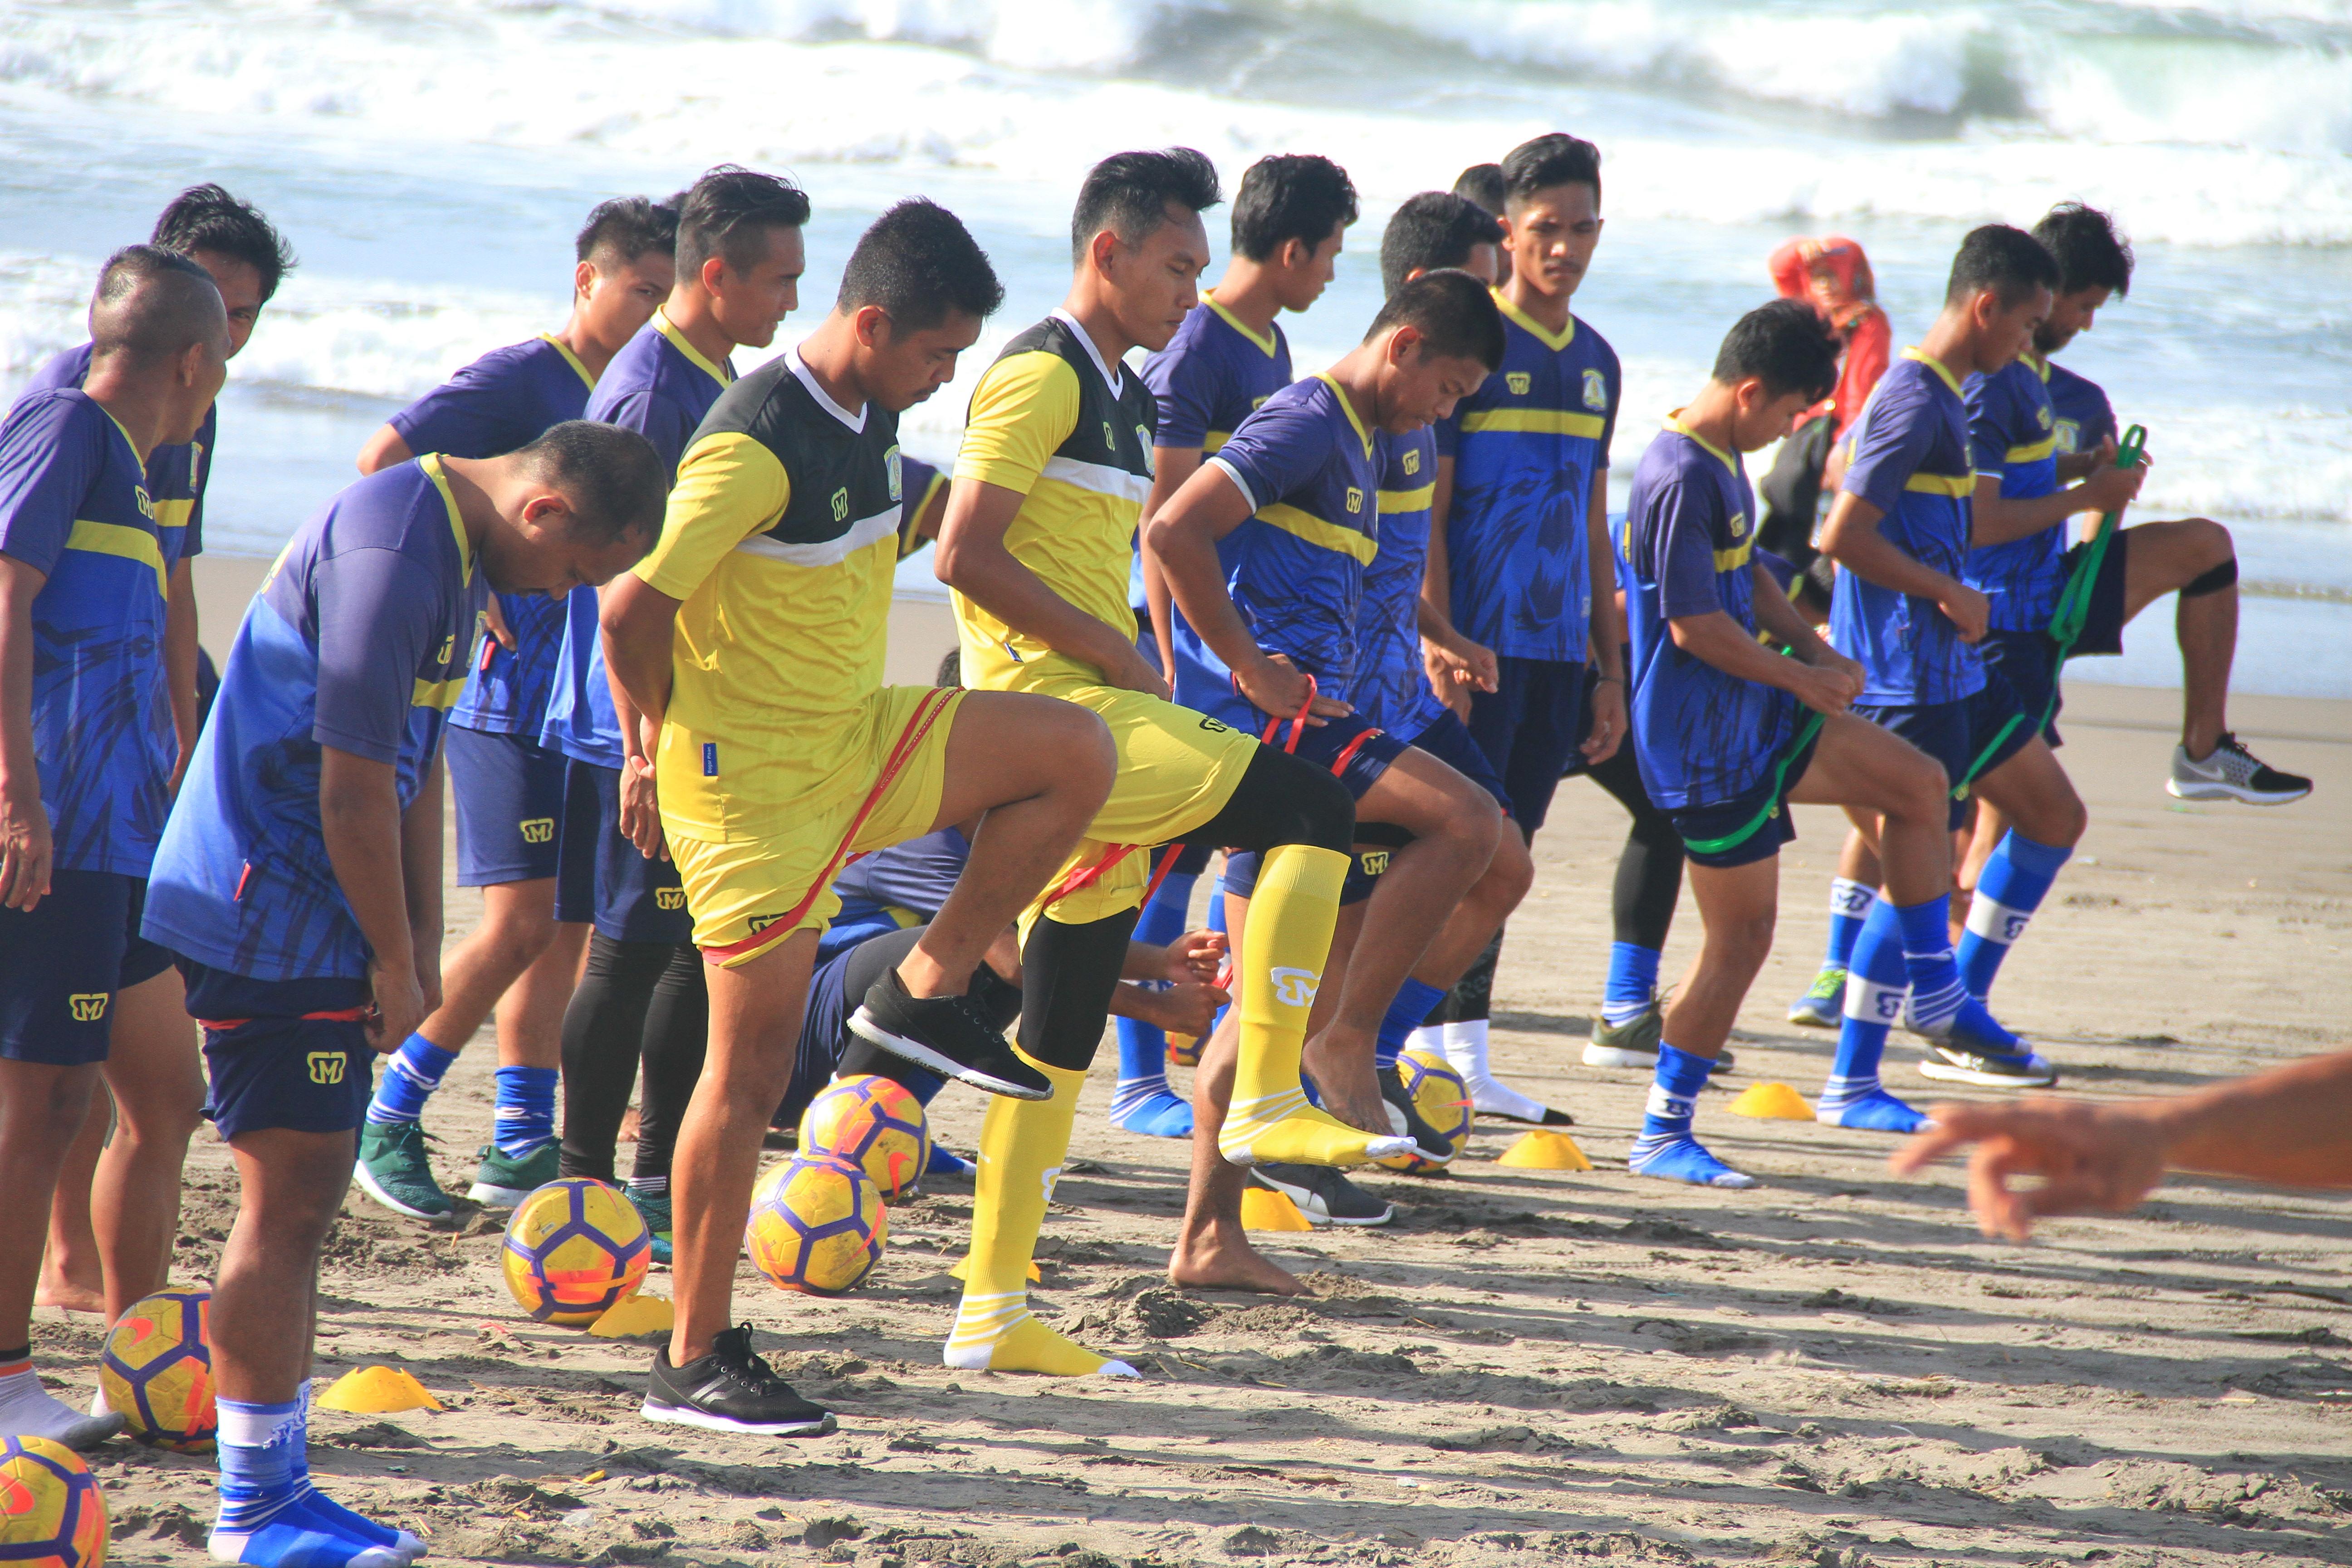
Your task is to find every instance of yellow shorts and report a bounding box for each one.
[666,686,964,967]
[1021,680,1259,927]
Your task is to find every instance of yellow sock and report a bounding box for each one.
[1217,844,1417,1168]
[944,1052,1137,1378]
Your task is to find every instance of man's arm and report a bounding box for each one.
[164,557,200,794]
[600,589,666,863]
[1749,562,1863,690]
[1818,490,1990,642]
[318,745,424,1052]
[934,479,1166,697]
[1418,454,1495,716]
[0,554,51,910]
[1140,445,1204,673]
[355,425,414,476]
[1669,609,1859,715]
[1581,466,1627,763]
[599,573,683,859]
[401,746,445,1018]
[1970,463,2145,548]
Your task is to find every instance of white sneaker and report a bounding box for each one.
[2167,733,2311,805]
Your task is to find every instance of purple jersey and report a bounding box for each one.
[23,343,210,571]
[1356,426,1449,736]
[1963,353,2065,631]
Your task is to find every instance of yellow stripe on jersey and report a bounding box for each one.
[1900,346,1964,398]
[1201,431,1231,454]
[418,456,475,585]
[637,431,791,600]
[1258,502,1377,566]
[1712,536,1757,573]
[1491,288,1576,352]
[62,519,167,596]
[538,333,596,390]
[1904,472,1975,497]
[1459,408,1607,440]
[2004,436,2057,464]
[412,676,467,709]
[652,308,733,387]
[1203,290,1281,358]
[150,499,194,532]
[1378,482,1435,514]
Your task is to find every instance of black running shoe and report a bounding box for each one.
[849,966,1052,1100]
[1377,1065,1457,1166]
[1250,1164,1393,1226]
[642,1323,836,1437]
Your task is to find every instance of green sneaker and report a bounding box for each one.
[467,1142,560,1208]
[625,1184,674,1267]
[354,1120,452,1220]
[1788,967,1847,1029]
[1583,1003,1663,1069]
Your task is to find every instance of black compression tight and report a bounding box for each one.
[1583,740,1686,953]
[558,934,708,1188]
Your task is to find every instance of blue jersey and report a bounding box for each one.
[897,454,946,562]
[2047,362,2117,461]
[1170,375,1381,729]
[1438,294,1620,664]
[1356,426,1448,737]
[542,313,732,769]
[1830,349,1984,706]
[143,460,486,982]
[390,335,592,737]
[1962,353,2065,631]
[23,343,210,572]
[1622,420,1803,809]
[1133,294,1292,609]
[0,390,173,876]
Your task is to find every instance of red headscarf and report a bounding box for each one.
[1769,235,1891,441]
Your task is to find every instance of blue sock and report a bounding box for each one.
[215,1397,304,1535]
[1886,895,2022,1052]
[1600,942,1660,1028]
[1377,978,1447,1070]
[492,1065,557,1159]
[1958,832,2072,999]
[1627,1044,1754,1188]
[1828,902,1909,1091]
[366,1034,453,1125]
[1111,869,1196,1137]
[1824,877,1875,970]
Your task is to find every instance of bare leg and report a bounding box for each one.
[418,877,560,1056]
[1665,858,1780,1062]
[1408,822,1534,991]
[90,968,206,1320]
[4,1061,101,1343]
[2117,518,2238,758]
[35,1091,107,1316]
[493,920,588,1072]
[211,1127,353,1403]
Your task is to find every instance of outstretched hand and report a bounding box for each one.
[1889,1098,2168,1241]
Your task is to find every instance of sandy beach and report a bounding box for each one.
[49,559,2352,1568]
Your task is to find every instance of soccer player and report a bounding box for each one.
[935,147,1412,1377]
[352,195,678,1220]
[1118,151,1356,1142]
[1419,134,1629,1117]
[601,198,1116,1433]
[22,185,294,1326]
[1618,299,1993,1186]
[544,169,808,1265]
[0,247,227,1449]
[142,422,665,1567]
[1815,224,2086,1095]
[1451,163,1510,286]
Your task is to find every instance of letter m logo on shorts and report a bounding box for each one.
[306,1051,346,1086]
[1269,966,1320,1008]
[68,993,109,1023]
[519,818,555,843]
[654,888,686,911]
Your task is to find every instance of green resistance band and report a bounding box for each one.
[1680,708,1828,857]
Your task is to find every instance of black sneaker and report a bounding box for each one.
[849,967,1052,1100]
[1250,1164,1392,1226]
[642,1323,836,1437]
[2167,733,2313,806]
[1377,1065,1457,1166]
[1916,1045,2058,1089]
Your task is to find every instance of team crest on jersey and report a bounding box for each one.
[307,1051,345,1085]
[1401,447,1421,475]
[655,887,686,911]
[1505,372,1531,396]
[885,446,902,502]
[1136,425,1153,471]
[1345,486,1363,514]
[1102,420,1117,451]
[69,994,108,1023]
[133,485,155,520]
[1583,368,1608,411]
[2055,418,2081,453]
[829,487,848,523]
[519,818,554,844]
[1728,510,1749,540]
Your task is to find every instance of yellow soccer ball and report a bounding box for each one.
[745,1156,886,1296]
[799,1074,930,1201]
[501,1178,651,1326]
[1377,1048,1476,1172]
[99,1288,214,1451]
[0,1435,107,1568]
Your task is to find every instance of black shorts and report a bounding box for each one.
[1854,669,2037,832]
[183,965,374,1140]
[2057,526,2132,657]
[1981,630,2065,747]
[1465,656,1588,833]
[553,759,694,944]
[0,872,175,1066]
[1666,721,1823,871]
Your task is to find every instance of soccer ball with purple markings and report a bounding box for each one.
[99,1288,215,1451]
[798,1074,931,1201]
[0,1435,107,1568]
[501,1178,651,1326]
[746,1155,887,1295]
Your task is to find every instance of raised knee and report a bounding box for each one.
[1295,768,1356,856]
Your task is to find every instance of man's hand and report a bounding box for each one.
[1889,1098,2167,1241]
[1789,660,1863,716]
[1235,652,1350,729]
[1099,638,1171,702]
[619,753,668,861]
[0,779,51,911]
[1580,677,1627,764]
[366,953,428,1055]
[2056,433,2118,484]
[1160,927,1226,986]
[2075,457,2148,515]
[1936,579,1991,642]
[1423,633,1497,717]
[480,594,516,654]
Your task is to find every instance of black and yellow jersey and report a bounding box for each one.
[951,310,1157,693]
[635,350,905,839]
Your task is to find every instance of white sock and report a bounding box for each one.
[1439,1019,1553,1123]
[1406,1024,1446,1058]
[0,1362,121,1447]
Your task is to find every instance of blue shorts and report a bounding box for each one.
[1220,714,1408,908]
[1666,723,1823,871]
[447,724,566,887]
[1854,669,2037,832]
[183,964,373,1140]
[1982,630,2066,747]
[1404,708,1511,813]
[553,760,694,944]
[1465,656,1588,834]
[0,872,175,1066]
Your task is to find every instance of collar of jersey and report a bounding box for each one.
[1663,410,1739,476]
[786,348,867,434]
[1049,308,1126,397]
[652,309,734,388]
[1314,372,1375,460]
[1901,346,1964,397]
[418,454,475,585]
[1490,286,1576,353]
[537,333,596,391]
[96,404,150,485]
[1203,290,1280,358]
[2019,348,2051,384]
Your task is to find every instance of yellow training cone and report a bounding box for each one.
[1239,1187,1313,1231]
[1728,1081,1818,1120]
[588,1293,674,1338]
[317,1366,442,1414]
[1497,1130,1593,1171]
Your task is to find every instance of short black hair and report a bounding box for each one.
[519,421,669,549]
[1945,223,2061,308]
[149,184,296,303]
[1502,134,1602,208]
[935,647,961,689]
[1229,154,1358,264]
[1380,191,1503,298]
[575,196,680,268]
[1367,268,1505,371]
[1071,148,1221,264]
[838,198,1005,333]
[1712,298,1842,402]
[2033,201,2133,299]
[676,166,811,282]
[1452,163,1505,217]
[90,245,225,363]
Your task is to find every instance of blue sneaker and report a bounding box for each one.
[1787,967,1846,1029]
[925,1143,974,1179]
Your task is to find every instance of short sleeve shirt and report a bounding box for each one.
[1354,426,1448,737]
[1437,293,1620,663]
[0,389,175,875]
[1132,295,1292,610]
[1962,353,2066,632]
[896,455,946,562]
[2047,363,2117,460]
[1830,350,1984,706]
[142,459,484,980]
[23,343,210,570]
[1622,420,1803,809]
